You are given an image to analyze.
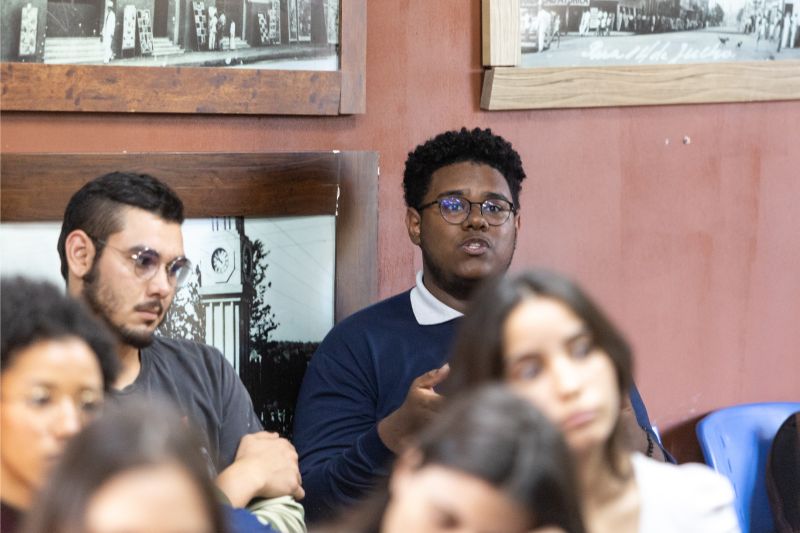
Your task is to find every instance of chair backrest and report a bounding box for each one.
[696,402,800,533]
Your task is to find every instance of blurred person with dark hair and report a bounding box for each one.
[294,128,667,522]
[445,270,739,533]
[23,399,229,533]
[319,385,585,533]
[1,277,119,532]
[58,172,305,532]
[766,411,800,533]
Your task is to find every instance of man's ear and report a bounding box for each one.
[406,207,422,246]
[514,211,522,232]
[64,230,96,280]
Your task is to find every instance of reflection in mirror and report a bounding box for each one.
[0,215,335,437]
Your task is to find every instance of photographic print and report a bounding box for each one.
[518,0,800,67]
[482,0,800,109]
[1,0,339,71]
[0,215,335,437]
[0,1,365,114]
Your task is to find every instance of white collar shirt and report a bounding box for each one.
[409,271,462,326]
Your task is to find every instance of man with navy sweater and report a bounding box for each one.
[293,128,668,523]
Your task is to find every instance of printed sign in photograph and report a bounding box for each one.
[18,3,38,57]
[326,0,340,44]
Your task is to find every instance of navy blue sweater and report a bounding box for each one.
[293,289,667,522]
[293,291,456,521]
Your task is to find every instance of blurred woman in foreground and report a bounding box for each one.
[23,400,229,533]
[323,384,585,533]
[1,278,118,532]
[445,270,740,533]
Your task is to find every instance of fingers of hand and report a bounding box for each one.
[257,464,304,499]
[413,363,450,389]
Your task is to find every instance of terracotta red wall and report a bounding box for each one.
[3,2,798,460]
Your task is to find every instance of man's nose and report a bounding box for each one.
[147,265,173,297]
[462,202,489,230]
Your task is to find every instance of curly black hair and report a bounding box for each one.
[1,277,119,391]
[403,127,526,210]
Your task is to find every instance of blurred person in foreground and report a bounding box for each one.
[23,400,228,533]
[0,277,119,533]
[445,270,740,533]
[318,385,586,533]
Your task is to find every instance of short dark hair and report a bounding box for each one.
[403,127,526,210]
[23,399,229,533]
[444,269,634,474]
[416,385,586,533]
[327,385,585,533]
[57,172,185,281]
[1,277,119,391]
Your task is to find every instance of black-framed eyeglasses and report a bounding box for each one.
[418,196,516,226]
[93,238,192,287]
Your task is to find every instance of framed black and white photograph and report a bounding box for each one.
[0,151,378,436]
[482,0,800,109]
[0,0,364,114]
[2,0,336,68]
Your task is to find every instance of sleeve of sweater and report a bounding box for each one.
[292,331,394,523]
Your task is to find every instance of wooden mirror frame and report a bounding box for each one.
[0,0,365,115]
[0,151,378,321]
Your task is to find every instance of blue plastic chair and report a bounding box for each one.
[696,402,800,533]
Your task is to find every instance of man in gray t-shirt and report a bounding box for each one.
[109,335,261,473]
[58,172,305,531]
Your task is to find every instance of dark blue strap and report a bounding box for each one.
[629,382,676,464]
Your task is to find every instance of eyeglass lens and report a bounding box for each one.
[439,197,512,226]
[132,249,191,286]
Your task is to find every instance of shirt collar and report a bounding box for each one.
[409,271,463,325]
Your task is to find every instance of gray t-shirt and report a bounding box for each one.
[109,335,263,474]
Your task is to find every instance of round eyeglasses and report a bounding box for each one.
[93,238,193,287]
[417,196,516,226]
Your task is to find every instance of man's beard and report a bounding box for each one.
[82,261,162,349]
[420,232,517,302]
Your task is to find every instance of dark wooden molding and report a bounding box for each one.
[335,151,378,320]
[0,0,366,115]
[0,151,379,321]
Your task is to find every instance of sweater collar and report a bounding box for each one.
[409,271,462,325]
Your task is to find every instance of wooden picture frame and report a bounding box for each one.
[0,151,378,322]
[0,0,365,115]
[481,0,800,110]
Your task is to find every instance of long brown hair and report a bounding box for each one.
[444,269,634,476]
